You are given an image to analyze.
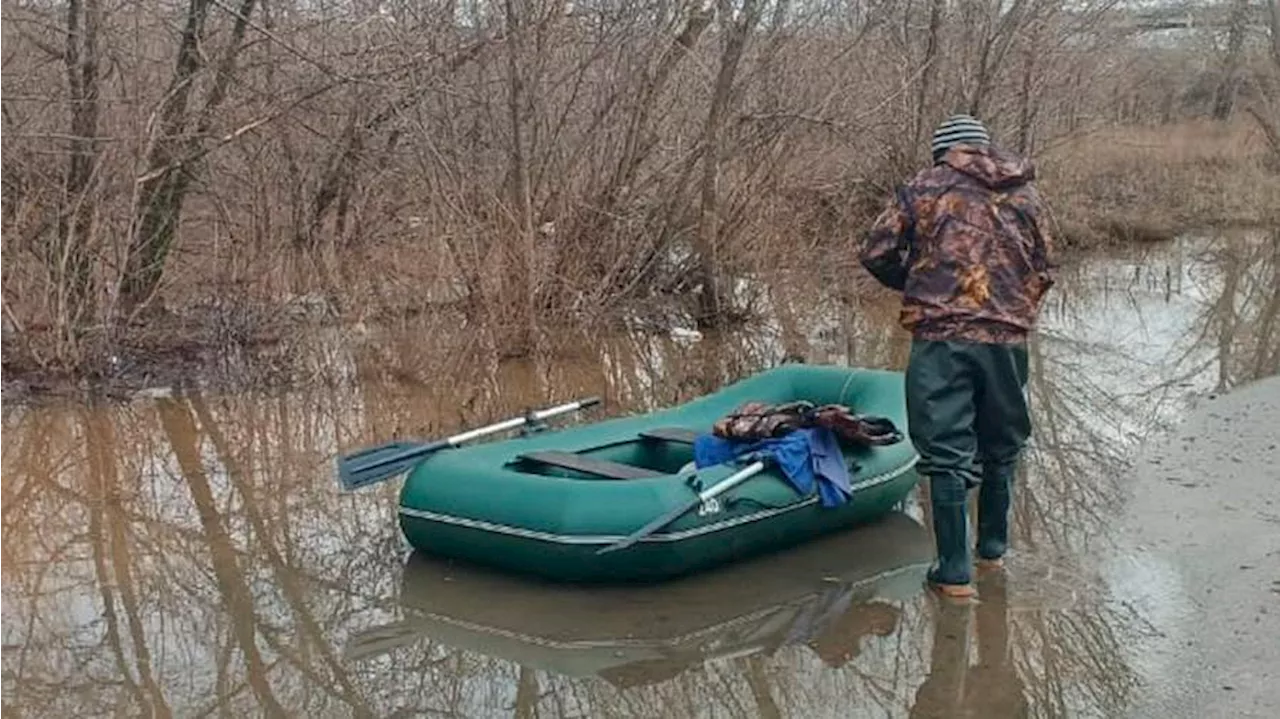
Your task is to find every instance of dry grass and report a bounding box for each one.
[1038,120,1280,250]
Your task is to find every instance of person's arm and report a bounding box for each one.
[1037,199,1060,290]
[1012,185,1059,294]
[859,188,915,291]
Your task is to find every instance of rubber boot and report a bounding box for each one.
[976,463,1014,563]
[927,473,974,596]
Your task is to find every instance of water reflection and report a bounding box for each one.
[2,231,1276,717]
[1019,230,1279,552]
[342,513,933,717]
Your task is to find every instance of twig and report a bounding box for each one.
[132,81,342,185]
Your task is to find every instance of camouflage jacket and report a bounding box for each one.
[859,145,1057,344]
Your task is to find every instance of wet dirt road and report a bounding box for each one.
[2,231,1277,717]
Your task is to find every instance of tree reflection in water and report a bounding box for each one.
[2,231,1275,717]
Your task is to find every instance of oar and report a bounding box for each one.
[337,397,601,491]
[595,455,770,555]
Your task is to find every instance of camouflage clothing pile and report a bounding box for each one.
[712,401,903,446]
[859,144,1057,344]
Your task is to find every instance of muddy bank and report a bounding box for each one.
[1113,375,1280,719]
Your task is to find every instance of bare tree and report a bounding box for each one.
[50,0,102,352]
[1213,0,1252,120]
[914,0,946,153]
[694,0,764,325]
[1,0,1277,381]
[1247,0,1280,157]
[120,0,259,313]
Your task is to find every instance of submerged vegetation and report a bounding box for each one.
[2,0,1279,394]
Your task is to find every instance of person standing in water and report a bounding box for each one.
[858,114,1058,598]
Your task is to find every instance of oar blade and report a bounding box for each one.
[335,396,603,491]
[337,441,437,491]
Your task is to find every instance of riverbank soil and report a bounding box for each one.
[1115,375,1280,719]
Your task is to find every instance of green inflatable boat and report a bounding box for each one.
[344,364,921,582]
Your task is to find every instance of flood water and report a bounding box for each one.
[3,232,1278,718]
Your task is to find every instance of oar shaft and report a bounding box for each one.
[337,396,602,490]
[595,456,769,554]
[698,460,766,502]
[448,397,599,445]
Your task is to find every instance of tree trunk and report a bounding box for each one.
[298,34,498,253]
[1212,0,1251,120]
[561,3,712,294]
[610,4,713,210]
[969,0,1029,119]
[695,0,763,327]
[503,0,537,356]
[914,0,946,157]
[1269,0,1280,70]
[120,0,257,313]
[55,0,102,344]
[1015,21,1042,154]
[1245,1,1280,161]
[120,0,211,312]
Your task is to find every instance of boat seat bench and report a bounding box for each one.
[515,426,705,480]
[516,450,660,480]
[638,427,702,445]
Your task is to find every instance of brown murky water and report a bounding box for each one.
[3,232,1277,718]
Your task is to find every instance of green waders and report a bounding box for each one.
[905,339,1031,586]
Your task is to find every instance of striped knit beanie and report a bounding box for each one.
[931,114,991,161]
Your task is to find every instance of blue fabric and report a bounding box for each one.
[693,428,853,507]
